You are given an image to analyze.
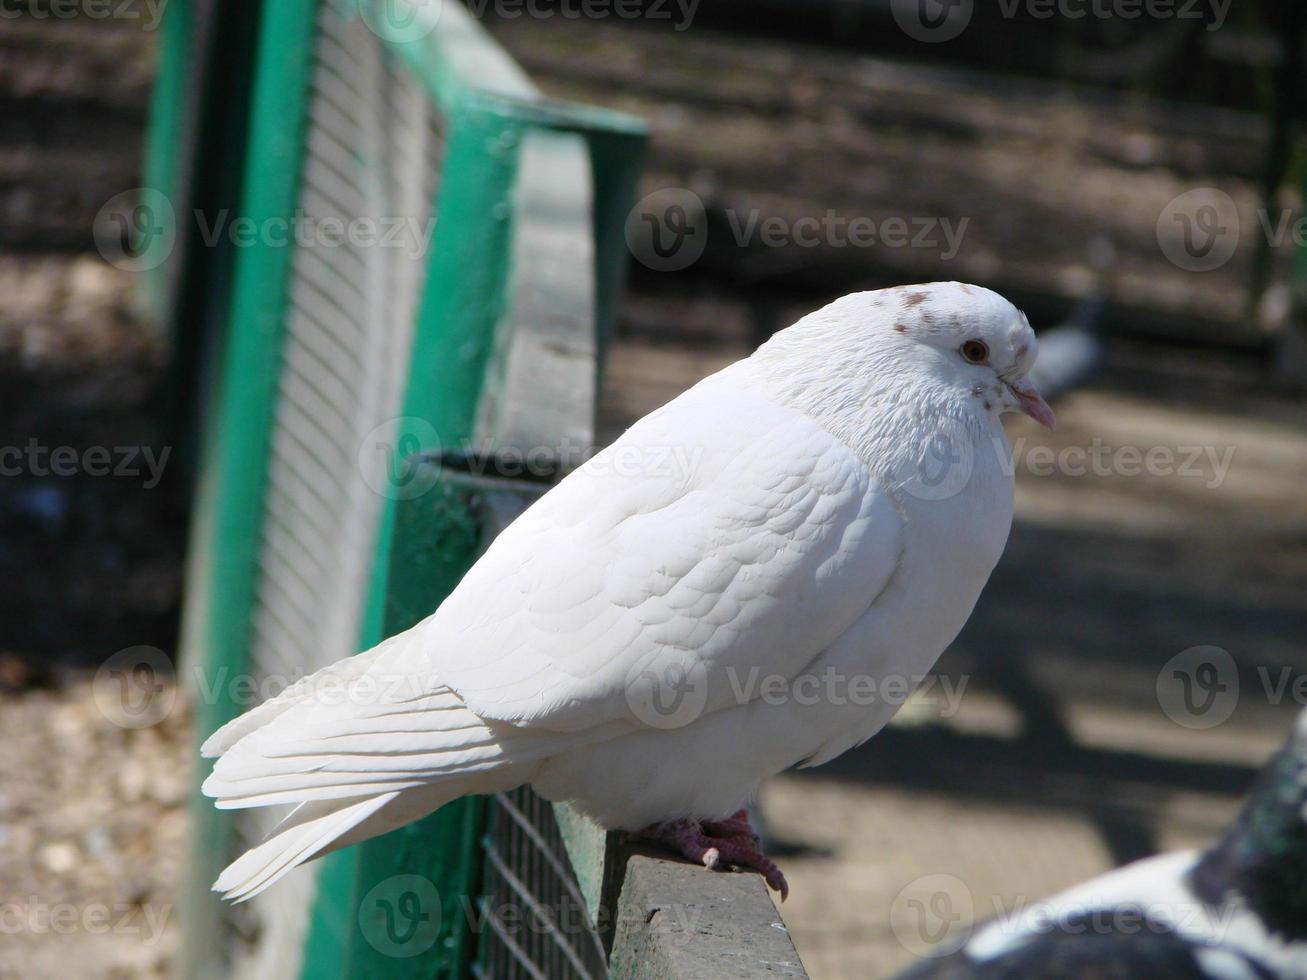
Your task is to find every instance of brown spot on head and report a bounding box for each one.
[893,322,908,333]
[904,291,928,308]
[1015,343,1029,361]
[983,400,993,411]
[960,284,974,295]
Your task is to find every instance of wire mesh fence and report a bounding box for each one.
[475,788,609,980]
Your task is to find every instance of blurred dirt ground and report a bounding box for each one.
[3,10,1306,980]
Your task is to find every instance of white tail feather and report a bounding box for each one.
[202,644,569,899]
[214,793,400,902]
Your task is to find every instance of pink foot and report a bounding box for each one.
[631,811,789,901]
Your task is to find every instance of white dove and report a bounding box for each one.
[202,281,1055,902]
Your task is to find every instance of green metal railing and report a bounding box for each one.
[164,1,644,976]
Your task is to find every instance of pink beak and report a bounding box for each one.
[1009,380,1057,430]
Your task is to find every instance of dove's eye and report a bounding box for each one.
[960,340,989,365]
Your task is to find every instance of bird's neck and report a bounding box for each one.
[741,348,995,482]
[1189,731,1307,940]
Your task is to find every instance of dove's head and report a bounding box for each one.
[752,282,1055,432]
[879,282,1055,430]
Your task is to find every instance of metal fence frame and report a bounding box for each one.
[169,1,644,976]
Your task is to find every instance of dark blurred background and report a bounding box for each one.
[2,2,1305,976]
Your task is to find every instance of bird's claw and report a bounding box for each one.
[630,811,789,900]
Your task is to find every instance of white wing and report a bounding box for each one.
[423,364,905,731]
